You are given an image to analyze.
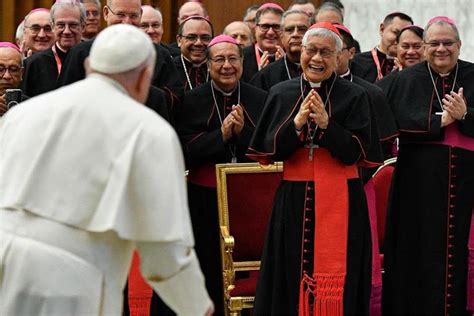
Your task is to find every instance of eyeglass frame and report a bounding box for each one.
[85,10,100,18]
[257,23,282,33]
[24,24,53,34]
[424,40,457,49]
[302,45,337,58]
[283,25,309,35]
[53,21,82,32]
[107,6,141,21]
[208,55,242,66]
[139,23,163,31]
[179,34,213,44]
[0,65,23,77]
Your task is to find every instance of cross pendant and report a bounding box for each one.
[305,142,318,161]
[231,156,237,163]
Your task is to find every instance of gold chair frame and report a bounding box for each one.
[216,162,283,316]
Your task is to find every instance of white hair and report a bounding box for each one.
[302,28,342,52]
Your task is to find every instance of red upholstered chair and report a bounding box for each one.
[216,162,283,316]
[128,251,153,316]
[372,157,397,268]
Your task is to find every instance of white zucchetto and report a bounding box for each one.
[89,24,154,74]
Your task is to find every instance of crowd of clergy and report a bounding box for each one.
[0,0,473,315]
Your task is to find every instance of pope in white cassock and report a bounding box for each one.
[0,24,213,316]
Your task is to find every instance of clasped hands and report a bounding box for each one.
[294,89,329,131]
[441,87,467,126]
[259,45,285,69]
[221,104,244,142]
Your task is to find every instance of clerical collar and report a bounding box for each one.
[340,69,351,79]
[257,45,275,57]
[55,42,68,53]
[211,80,237,96]
[181,54,207,67]
[303,74,322,88]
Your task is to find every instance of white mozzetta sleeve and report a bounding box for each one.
[137,241,212,316]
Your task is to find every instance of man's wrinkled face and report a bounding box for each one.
[140,7,163,44]
[53,6,84,50]
[224,22,252,48]
[83,2,101,39]
[424,23,461,74]
[0,48,23,95]
[280,13,310,61]
[178,19,212,64]
[104,0,142,27]
[208,42,243,91]
[301,35,338,83]
[379,17,412,57]
[255,11,282,53]
[23,11,55,53]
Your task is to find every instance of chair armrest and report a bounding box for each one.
[220,226,236,299]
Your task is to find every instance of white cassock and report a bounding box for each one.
[0,74,211,316]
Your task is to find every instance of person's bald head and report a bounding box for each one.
[140,5,163,44]
[223,21,253,48]
[104,0,142,27]
[177,2,208,24]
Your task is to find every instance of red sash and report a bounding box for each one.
[283,148,359,316]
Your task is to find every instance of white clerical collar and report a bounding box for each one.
[56,42,68,53]
[256,45,275,57]
[212,80,237,96]
[182,54,207,68]
[303,74,322,88]
[340,69,351,78]
[88,73,129,95]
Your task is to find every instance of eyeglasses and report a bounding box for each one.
[209,56,241,66]
[257,23,281,32]
[107,6,141,21]
[244,18,256,24]
[424,41,456,49]
[85,10,99,17]
[283,25,308,35]
[180,34,213,44]
[54,22,81,31]
[0,65,22,77]
[303,46,336,58]
[139,23,162,30]
[24,24,53,34]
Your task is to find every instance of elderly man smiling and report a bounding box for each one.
[248,22,382,316]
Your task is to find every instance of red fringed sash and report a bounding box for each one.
[284,148,359,316]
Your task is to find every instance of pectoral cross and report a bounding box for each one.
[305,142,318,161]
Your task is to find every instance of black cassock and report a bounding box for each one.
[22,44,68,97]
[173,55,208,93]
[176,81,267,315]
[57,40,182,118]
[380,60,474,316]
[241,44,277,83]
[351,48,395,83]
[342,72,399,181]
[249,56,300,91]
[248,74,382,315]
